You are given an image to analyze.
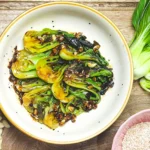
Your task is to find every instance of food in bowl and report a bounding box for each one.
[122,122,150,150]
[112,110,150,150]
[8,28,114,129]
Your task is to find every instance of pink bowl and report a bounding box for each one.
[112,109,150,150]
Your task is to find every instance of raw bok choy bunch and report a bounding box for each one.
[9,28,113,129]
[130,0,150,92]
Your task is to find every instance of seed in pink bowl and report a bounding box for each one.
[112,110,150,150]
[122,122,150,150]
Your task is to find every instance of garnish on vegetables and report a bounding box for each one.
[9,28,113,129]
[130,0,150,92]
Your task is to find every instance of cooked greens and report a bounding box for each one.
[24,28,59,53]
[9,28,113,129]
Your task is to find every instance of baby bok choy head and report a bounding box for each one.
[52,81,75,103]
[130,0,150,69]
[63,64,101,101]
[43,109,59,129]
[65,78,100,101]
[59,45,108,66]
[134,61,150,80]
[22,84,59,129]
[36,56,68,83]
[140,78,150,92]
[22,85,51,112]
[15,79,47,92]
[24,28,60,53]
[11,49,51,79]
[129,0,150,93]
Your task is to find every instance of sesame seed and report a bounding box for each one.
[122,122,150,150]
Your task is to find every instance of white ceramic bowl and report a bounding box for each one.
[0,2,133,144]
[112,109,150,150]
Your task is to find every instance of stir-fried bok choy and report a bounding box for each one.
[9,28,113,129]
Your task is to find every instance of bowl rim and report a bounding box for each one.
[0,2,133,144]
[112,109,150,150]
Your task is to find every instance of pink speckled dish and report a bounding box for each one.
[112,109,150,150]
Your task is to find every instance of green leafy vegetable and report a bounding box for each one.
[22,85,50,109]
[145,72,150,80]
[132,0,149,30]
[64,74,101,101]
[11,50,51,79]
[59,47,107,66]
[85,78,101,90]
[60,48,95,60]
[10,28,113,129]
[134,46,150,69]
[130,0,150,92]
[11,67,38,79]
[15,79,47,92]
[43,108,59,129]
[69,89,87,99]
[52,81,75,103]
[90,69,113,78]
[36,56,68,83]
[134,57,150,80]
[130,0,150,69]
[24,28,59,53]
[140,78,150,92]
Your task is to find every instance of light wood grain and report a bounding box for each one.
[0,0,139,2]
[1,0,150,150]
[0,1,137,11]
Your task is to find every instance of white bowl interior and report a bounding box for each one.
[0,3,132,143]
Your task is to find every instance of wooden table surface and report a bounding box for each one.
[1,0,150,150]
